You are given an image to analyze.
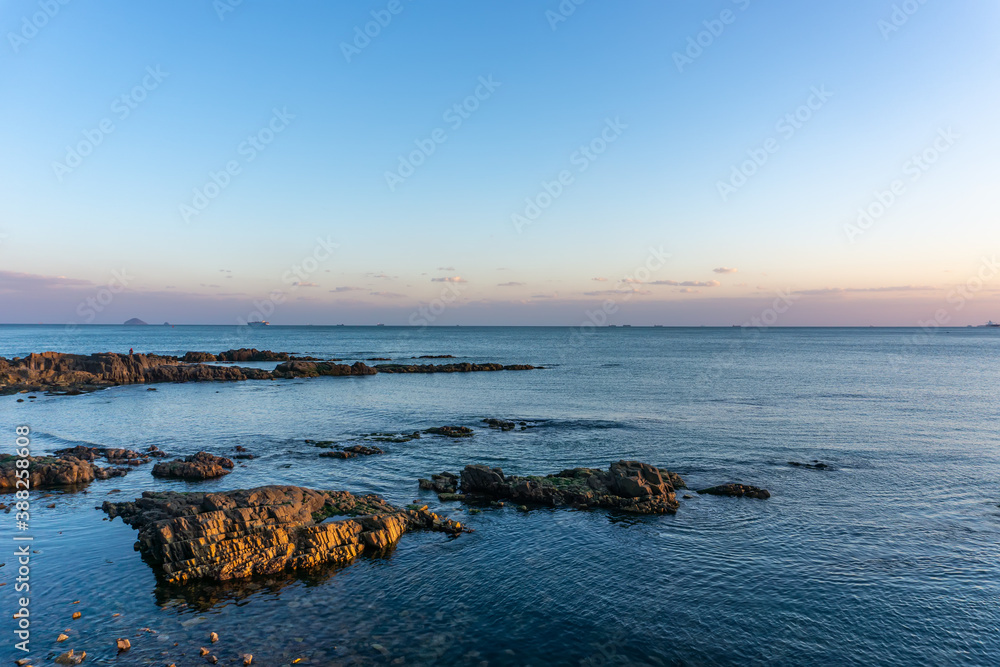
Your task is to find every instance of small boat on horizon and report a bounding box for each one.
[248,320,269,326]
[977,320,1000,328]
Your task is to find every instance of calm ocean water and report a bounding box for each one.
[2,325,999,666]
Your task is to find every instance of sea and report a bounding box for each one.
[1,325,998,666]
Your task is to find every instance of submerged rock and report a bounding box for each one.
[788,460,831,470]
[425,426,473,438]
[319,445,384,459]
[697,484,770,499]
[151,452,235,480]
[482,418,516,431]
[103,485,468,583]
[376,362,539,373]
[456,460,684,514]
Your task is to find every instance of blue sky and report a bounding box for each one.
[2,0,999,325]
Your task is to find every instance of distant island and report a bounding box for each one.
[123,318,148,325]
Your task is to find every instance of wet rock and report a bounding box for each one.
[413,355,455,359]
[788,460,831,470]
[418,472,458,493]
[459,460,683,514]
[0,454,124,491]
[319,445,384,459]
[697,484,770,499]
[272,360,375,378]
[210,632,219,643]
[53,445,150,466]
[0,351,273,395]
[151,452,235,480]
[216,348,292,362]
[437,493,466,502]
[116,637,131,651]
[376,362,539,373]
[57,633,69,642]
[482,418,515,431]
[366,357,392,361]
[55,649,86,665]
[425,426,473,438]
[103,485,469,584]
[182,351,217,362]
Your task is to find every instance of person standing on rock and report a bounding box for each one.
[129,348,134,356]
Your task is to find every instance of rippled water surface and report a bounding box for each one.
[2,325,999,666]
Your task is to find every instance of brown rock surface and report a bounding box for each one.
[272,360,376,378]
[151,452,235,480]
[0,351,271,395]
[103,485,468,583]
[0,454,126,491]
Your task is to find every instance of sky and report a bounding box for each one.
[1,0,999,326]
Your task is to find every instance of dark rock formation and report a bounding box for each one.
[788,460,830,470]
[102,485,468,583]
[216,348,290,362]
[124,318,148,325]
[697,484,770,499]
[272,361,376,378]
[151,452,235,480]
[456,460,683,514]
[52,445,151,466]
[0,352,272,395]
[418,472,458,493]
[319,445,384,459]
[376,362,539,373]
[413,355,455,359]
[0,454,126,491]
[425,426,474,438]
[182,351,217,362]
[483,418,516,431]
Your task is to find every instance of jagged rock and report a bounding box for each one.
[151,452,235,480]
[418,472,458,493]
[413,355,455,358]
[216,348,290,362]
[697,484,770,499]
[483,418,515,431]
[0,454,125,491]
[319,445,384,459]
[53,445,150,466]
[0,352,272,395]
[272,361,376,378]
[182,351,217,362]
[425,426,473,438]
[377,362,538,373]
[55,649,86,664]
[457,460,684,514]
[103,485,468,583]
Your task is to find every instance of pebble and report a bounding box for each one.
[117,637,131,651]
[210,631,219,643]
[72,612,81,619]
[200,647,210,656]
[57,633,69,641]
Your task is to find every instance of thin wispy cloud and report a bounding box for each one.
[432,276,467,283]
[0,270,93,290]
[330,286,363,292]
[369,291,406,298]
[796,285,937,296]
[498,281,525,287]
[293,281,319,287]
[713,267,738,274]
[648,280,720,287]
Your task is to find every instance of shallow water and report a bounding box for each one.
[2,325,999,665]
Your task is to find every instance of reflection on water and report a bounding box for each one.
[2,326,1000,665]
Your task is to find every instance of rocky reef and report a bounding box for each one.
[376,362,539,373]
[0,454,127,491]
[2,351,541,395]
[152,452,235,480]
[53,444,167,466]
[425,426,474,437]
[103,485,468,584]
[319,445,384,459]
[271,360,376,378]
[454,461,685,514]
[696,483,771,499]
[0,351,272,395]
